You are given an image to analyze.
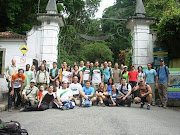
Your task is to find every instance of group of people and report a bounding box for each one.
[5,58,170,112]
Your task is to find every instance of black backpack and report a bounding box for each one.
[0,119,28,135]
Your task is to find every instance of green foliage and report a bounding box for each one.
[101,0,135,63]
[145,0,180,59]
[82,42,114,63]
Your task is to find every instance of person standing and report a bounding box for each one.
[122,66,128,83]
[5,59,18,88]
[49,62,59,87]
[30,65,36,79]
[24,64,33,88]
[81,61,91,86]
[137,66,145,84]
[103,61,113,84]
[156,59,170,109]
[112,62,121,87]
[145,63,157,106]
[128,65,138,98]
[79,61,85,71]
[8,69,25,112]
[38,60,49,72]
[90,60,104,91]
[71,65,82,84]
[36,64,50,90]
[59,61,67,84]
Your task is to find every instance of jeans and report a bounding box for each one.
[8,87,22,108]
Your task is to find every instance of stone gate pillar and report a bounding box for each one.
[37,0,65,65]
[126,0,155,68]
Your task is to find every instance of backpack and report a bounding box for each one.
[83,99,91,107]
[157,66,168,77]
[36,70,47,83]
[49,68,59,78]
[0,119,28,135]
[119,84,129,95]
[64,101,75,109]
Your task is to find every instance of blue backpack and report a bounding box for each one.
[64,101,75,109]
[84,99,91,107]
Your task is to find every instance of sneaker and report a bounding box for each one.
[19,108,25,112]
[147,105,150,110]
[109,104,113,107]
[162,105,167,109]
[159,104,163,107]
[101,103,105,107]
[8,108,12,112]
[152,103,155,106]
[127,103,131,107]
[140,102,144,108]
[98,102,101,106]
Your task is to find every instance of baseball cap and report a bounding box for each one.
[160,59,164,62]
[140,78,144,82]
[131,65,135,67]
[124,66,127,68]
[30,79,36,83]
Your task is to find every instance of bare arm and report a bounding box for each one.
[101,75,104,83]
[168,74,170,86]
[144,85,152,96]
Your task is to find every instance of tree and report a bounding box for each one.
[82,41,114,63]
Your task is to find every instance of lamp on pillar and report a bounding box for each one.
[37,0,65,66]
[126,0,155,68]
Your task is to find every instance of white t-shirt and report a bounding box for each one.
[79,66,85,71]
[118,83,132,95]
[56,88,73,102]
[69,83,82,95]
[62,71,72,83]
[42,91,56,98]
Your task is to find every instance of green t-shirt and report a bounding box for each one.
[24,71,33,87]
[122,71,128,83]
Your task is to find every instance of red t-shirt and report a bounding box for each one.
[128,70,138,82]
[37,91,43,99]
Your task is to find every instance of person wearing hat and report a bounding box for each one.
[22,79,39,107]
[133,78,152,110]
[121,65,129,83]
[155,59,170,109]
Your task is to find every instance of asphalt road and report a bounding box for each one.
[0,104,180,135]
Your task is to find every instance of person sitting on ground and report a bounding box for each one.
[104,85,123,106]
[117,77,132,107]
[79,81,97,106]
[54,79,60,92]
[37,85,44,102]
[96,82,108,107]
[55,81,75,110]
[106,78,114,92]
[20,85,56,112]
[22,79,39,107]
[69,76,82,106]
[133,79,152,110]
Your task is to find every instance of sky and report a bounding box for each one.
[95,0,116,18]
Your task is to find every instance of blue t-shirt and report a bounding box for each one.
[49,68,60,78]
[145,69,157,83]
[107,85,112,91]
[157,66,170,83]
[104,67,113,83]
[109,91,121,101]
[82,86,95,95]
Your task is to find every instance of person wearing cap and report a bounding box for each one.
[22,79,39,107]
[133,78,152,110]
[121,66,128,83]
[155,59,170,109]
[112,62,121,87]
[145,63,157,106]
